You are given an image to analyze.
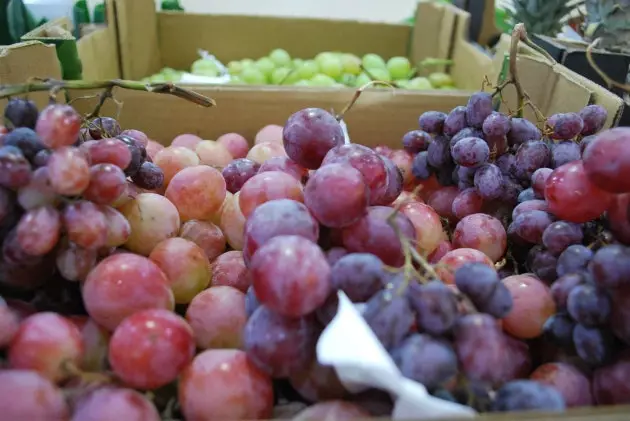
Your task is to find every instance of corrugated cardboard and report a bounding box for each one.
[76,0,121,81]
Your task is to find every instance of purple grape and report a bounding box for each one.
[88,117,121,139]
[473,163,503,200]
[443,106,468,137]
[391,334,458,390]
[481,283,513,319]
[485,134,508,157]
[411,151,433,180]
[4,98,39,129]
[222,158,260,193]
[492,380,566,412]
[418,111,447,134]
[513,199,547,219]
[579,105,608,136]
[32,149,51,168]
[547,113,584,140]
[543,314,575,348]
[3,128,46,161]
[449,127,485,149]
[557,245,594,277]
[245,286,261,318]
[507,118,542,146]
[528,247,558,283]
[573,324,614,366]
[0,145,32,189]
[426,136,451,168]
[455,165,476,189]
[590,245,630,289]
[376,156,403,206]
[495,153,515,175]
[451,137,489,168]
[500,175,523,205]
[551,273,587,309]
[363,290,414,350]
[407,281,458,336]
[531,167,552,198]
[465,92,493,128]
[513,140,551,181]
[118,135,145,177]
[517,188,536,203]
[436,161,456,187]
[131,161,164,190]
[580,135,595,156]
[330,253,384,302]
[542,221,583,255]
[509,210,554,244]
[551,141,581,168]
[402,130,431,154]
[567,284,611,327]
[454,263,512,318]
[482,112,511,137]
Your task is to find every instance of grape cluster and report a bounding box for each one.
[1,87,630,421]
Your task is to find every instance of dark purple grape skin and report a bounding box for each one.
[474,163,503,201]
[590,245,630,289]
[547,113,584,140]
[551,273,587,309]
[457,165,476,185]
[557,245,594,277]
[330,253,385,302]
[418,111,447,134]
[449,127,485,149]
[454,263,513,318]
[245,286,261,318]
[221,158,260,193]
[0,145,32,189]
[513,140,552,181]
[517,188,536,203]
[543,314,575,348]
[492,380,566,412]
[501,176,524,205]
[551,141,581,169]
[541,221,583,256]
[3,128,46,161]
[363,290,414,350]
[579,105,608,136]
[131,161,164,190]
[88,117,122,140]
[451,137,489,168]
[496,154,515,175]
[528,247,558,283]
[426,135,451,168]
[4,98,39,129]
[572,324,615,367]
[567,284,611,327]
[580,135,595,156]
[32,149,52,167]
[482,112,511,137]
[402,130,432,154]
[376,156,403,206]
[507,118,542,147]
[391,334,458,390]
[407,281,458,336]
[411,151,433,180]
[465,92,493,128]
[443,106,468,137]
[436,162,456,187]
[509,210,554,244]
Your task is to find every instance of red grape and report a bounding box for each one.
[0,145,33,189]
[219,191,247,250]
[17,166,59,210]
[87,117,121,139]
[593,352,630,405]
[222,158,260,193]
[154,146,200,186]
[0,297,19,347]
[583,127,630,193]
[389,149,414,190]
[101,205,131,248]
[293,401,370,421]
[607,193,630,244]
[83,163,127,205]
[256,124,283,144]
[217,132,250,158]
[530,362,593,407]
[427,239,453,263]
[165,165,227,221]
[258,155,308,182]
[452,188,483,219]
[48,147,90,195]
[63,200,108,249]
[0,370,69,420]
[399,201,444,255]
[289,356,349,402]
[71,387,160,421]
[246,141,286,165]
[211,251,250,292]
[82,138,132,169]
[239,170,304,218]
[453,213,507,262]
[16,205,61,255]
[435,248,493,285]
[179,219,226,262]
[502,274,556,339]
[172,133,202,150]
[35,104,81,148]
[376,156,403,206]
[109,309,195,389]
[56,242,97,282]
[402,130,432,154]
[121,129,149,147]
[427,186,459,221]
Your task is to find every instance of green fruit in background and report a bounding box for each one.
[408,77,433,90]
[310,74,336,87]
[228,75,243,84]
[314,52,337,68]
[428,72,454,88]
[227,61,243,75]
[297,60,319,80]
[191,58,219,76]
[241,67,267,84]
[254,57,275,77]
[294,80,311,87]
[319,56,343,80]
[271,67,294,85]
[354,73,372,87]
[241,58,255,68]
[292,58,304,68]
[362,53,386,70]
[269,48,292,67]
[395,79,410,89]
[368,68,391,82]
[387,57,411,80]
[339,73,357,87]
[340,53,362,76]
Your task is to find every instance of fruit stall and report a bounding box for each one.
[2,0,630,420]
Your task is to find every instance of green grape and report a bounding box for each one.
[395,79,410,89]
[297,60,319,80]
[271,67,292,84]
[150,74,168,83]
[408,77,433,90]
[310,73,337,87]
[294,80,311,87]
[320,56,343,79]
[362,53,386,70]
[269,48,292,67]
[292,58,304,68]
[387,57,411,80]
[241,67,267,84]
[354,72,372,87]
[191,58,219,76]
[241,58,255,68]
[315,52,337,67]
[229,75,244,84]
[340,53,362,75]
[368,68,391,82]
[428,72,454,88]
[339,73,357,87]
[228,61,244,75]
[254,57,276,77]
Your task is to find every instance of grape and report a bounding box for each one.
[71,387,160,421]
[165,165,227,221]
[8,312,83,382]
[452,188,483,219]
[427,186,458,221]
[245,286,261,318]
[474,163,503,200]
[83,163,127,205]
[492,380,565,412]
[0,370,69,420]
[194,141,234,168]
[551,272,586,309]
[454,263,512,316]
[82,137,132,169]
[453,214,507,262]
[293,401,369,421]
[398,199,444,256]
[55,242,97,282]
[608,193,630,244]
[428,240,453,263]
[482,111,511,137]
[0,145,32,189]
[118,134,147,177]
[210,252,248,292]
[543,314,576,348]
[258,155,308,183]
[547,112,584,140]
[426,135,451,167]
[239,170,304,218]
[219,192,247,250]
[342,206,416,267]
[517,188,536,203]
[376,156,403,205]
[245,141,286,165]
[530,167,552,198]
[243,199,319,264]
[495,153,515,175]
[363,290,414,350]
[391,334,458,390]
[579,104,608,136]
[513,140,551,181]
[582,127,630,193]
[502,274,556,339]
[245,306,317,376]
[179,220,225,263]
[593,353,630,404]
[556,245,593,277]
[610,286,630,344]
[14,205,60,256]
[3,127,46,161]
[465,92,493,128]
[47,147,89,195]
[451,137,489,168]
[289,356,348,402]
[35,104,81,148]
[551,141,581,168]
[87,117,121,139]
[507,117,542,146]
[17,167,59,210]
[436,248,494,285]
[411,151,432,180]
[407,280,458,335]
[109,309,194,389]
[528,247,558,283]
[217,132,249,159]
[389,149,415,188]
[330,253,384,302]
[541,221,583,255]
[512,199,547,219]
[120,129,149,148]
[172,133,202,150]
[100,206,131,248]
[573,324,614,366]
[62,200,108,249]
[0,298,19,347]
[131,161,164,190]
[32,148,51,167]
[443,106,468,137]
[82,253,175,330]
[567,283,610,327]
[509,210,554,244]
[402,130,431,154]
[255,124,283,144]
[590,245,630,289]
[418,111,447,134]
[500,175,523,204]
[153,146,200,186]
[4,98,39,129]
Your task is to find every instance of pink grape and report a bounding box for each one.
[121,129,149,147]
[428,240,454,264]
[63,200,108,249]
[512,199,548,219]
[502,274,556,339]
[289,356,349,402]
[530,362,593,407]
[8,312,83,382]
[256,124,284,144]
[252,235,330,317]
[239,170,304,218]
[83,163,127,205]
[149,237,211,304]
[82,253,175,330]
[0,298,19,347]
[180,220,226,262]
[172,133,202,150]
[219,192,247,250]
[68,316,110,372]
[185,286,247,349]
[109,309,195,390]
[389,149,415,190]
[101,205,131,247]
[196,140,234,168]
[165,165,226,221]
[427,186,459,222]
[71,387,160,421]
[16,205,61,255]
[452,188,483,219]
[435,248,494,285]
[376,156,403,206]
[48,147,90,195]
[217,132,250,158]
[531,167,552,198]
[211,251,250,292]
[452,213,507,262]
[0,370,69,420]
[292,401,370,421]
[583,127,630,193]
[17,166,59,210]
[222,158,260,193]
[153,146,200,186]
[326,247,349,265]
[145,139,164,160]
[399,201,444,255]
[0,146,32,189]
[82,138,132,169]
[304,163,369,228]
[35,104,81,148]
[245,141,286,165]
[258,155,308,182]
[56,242,97,282]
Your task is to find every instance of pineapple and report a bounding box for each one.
[506,0,575,37]
[584,0,630,53]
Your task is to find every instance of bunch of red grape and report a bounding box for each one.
[1,88,630,421]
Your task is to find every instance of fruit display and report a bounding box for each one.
[144,49,457,90]
[0,55,629,419]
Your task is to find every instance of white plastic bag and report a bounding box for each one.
[179,49,232,85]
[316,291,477,420]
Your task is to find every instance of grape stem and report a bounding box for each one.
[586,38,630,92]
[335,80,395,122]
[0,78,215,108]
